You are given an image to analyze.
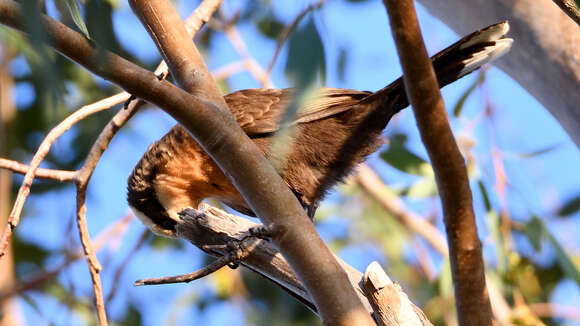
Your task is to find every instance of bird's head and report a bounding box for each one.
[127,172,181,238]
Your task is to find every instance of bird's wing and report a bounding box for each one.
[224,87,372,135]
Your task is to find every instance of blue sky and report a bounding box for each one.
[8,0,580,324]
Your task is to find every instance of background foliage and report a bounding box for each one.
[1,0,579,325]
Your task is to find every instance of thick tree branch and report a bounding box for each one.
[355,165,513,324]
[382,0,492,325]
[417,0,580,148]
[159,204,433,325]
[127,0,373,324]
[551,0,580,26]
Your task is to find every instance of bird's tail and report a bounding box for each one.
[365,21,513,111]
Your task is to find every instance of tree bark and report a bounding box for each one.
[382,0,493,324]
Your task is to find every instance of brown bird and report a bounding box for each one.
[128,22,512,238]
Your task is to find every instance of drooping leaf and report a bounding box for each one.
[120,305,143,326]
[285,16,326,88]
[452,71,485,117]
[381,134,432,176]
[522,216,580,287]
[401,177,438,198]
[257,14,284,39]
[478,180,492,212]
[12,236,50,267]
[516,143,560,158]
[60,0,91,39]
[558,194,580,217]
[522,217,543,251]
[336,46,348,82]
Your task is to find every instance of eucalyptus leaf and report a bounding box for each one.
[559,194,580,217]
[285,16,326,88]
[61,0,91,39]
[381,136,432,176]
[523,217,580,287]
[478,180,492,212]
[402,177,438,198]
[516,144,560,158]
[452,71,485,117]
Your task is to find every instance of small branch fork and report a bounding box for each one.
[0,1,224,325]
[134,204,435,325]
[0,0,323,323]
[135,237,252,286]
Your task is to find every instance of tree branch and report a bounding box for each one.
[0,158,75,182]
[0,92,130,258]
[354,164,513,324]
[127,0,373,323]
[382,0,492,324]
[551,0,580,26]
[362,262,432,326]
[153,204,434,325]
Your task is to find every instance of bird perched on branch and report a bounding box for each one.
[128,22,512,238]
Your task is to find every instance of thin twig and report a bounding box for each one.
[0,0,224,259]
[0,158,75,182]
[212,61,247,80]
[0,1,224,323]
[0,212,134,302]
[382,0,492,324]
[134,252,240,286]
[0,92,130,258]
[105,229,148,305]
[355,164,449,255]
[219,7,273,87]
[265,0,326,78]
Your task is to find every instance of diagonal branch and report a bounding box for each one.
[382,0,492,324]
[0,92,130,258]
[127,0,374,324]
[551,0,580,26]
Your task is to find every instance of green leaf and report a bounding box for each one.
[522,217,543,251]
[13,236,50,267]
[402,177,438,198]
[380,135,432,176]
[285,16,326,88]
[522,217,580,287]
[257,14,284,39]
[61,0,91,39]
[478,180,492,212]
[452,71,485,117]
[336,46,348,82]
[558,194,580,217]
[516,144,560,158]
[439,258,453,297]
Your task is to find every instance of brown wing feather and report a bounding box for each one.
[224,88,371,135]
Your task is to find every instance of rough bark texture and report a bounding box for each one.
[383,0,493,324]
[126,1,375,324]
[417,0,580,147]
